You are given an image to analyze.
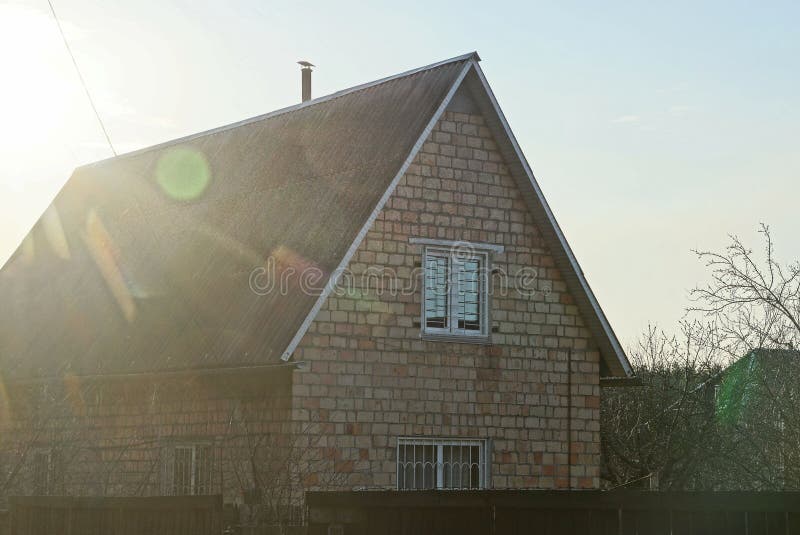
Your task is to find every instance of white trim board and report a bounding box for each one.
[409,237,504,254]
[280,59,477,361]
[82,52,481,170]
[468,62,632,376]
[279,56,632,376]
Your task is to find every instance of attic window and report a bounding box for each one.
[411,239,502,342]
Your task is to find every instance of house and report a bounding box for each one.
[714,349,798,424]
[711,348,800,489]
[0,52,632,519]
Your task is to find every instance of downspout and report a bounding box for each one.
[567,347,573,490]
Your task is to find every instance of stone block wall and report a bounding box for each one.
[0,370,292,504]
[292,108,602,490]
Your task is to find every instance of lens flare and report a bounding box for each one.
[84,209,136,322]
[716,354,758,425]
[20,234,35,264]
[155,147,211,201]
[62,373,85,416]
[0,373,11,425]
[42,205,70,259]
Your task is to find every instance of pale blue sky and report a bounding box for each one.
[0,0,798,346]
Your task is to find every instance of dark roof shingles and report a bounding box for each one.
[0,60,468,378]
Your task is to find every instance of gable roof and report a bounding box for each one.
[0,52,632,379]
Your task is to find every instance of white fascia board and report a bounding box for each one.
[81,52,480,170]
[469,62,633,377]
[409,237,504,254]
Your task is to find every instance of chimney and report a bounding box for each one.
[298,61,314,102]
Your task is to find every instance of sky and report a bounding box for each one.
[0,0,798,348]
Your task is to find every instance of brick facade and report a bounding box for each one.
[0,371,292,505]
[292,106,603,490]
[0,99,605,509]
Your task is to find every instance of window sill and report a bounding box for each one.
[420,332,492,345]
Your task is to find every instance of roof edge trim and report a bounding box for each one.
[81,52,480,170]
[280,59,478,361]
[4,361,301,385]
[409,237,504,253]
[470,62,633,377]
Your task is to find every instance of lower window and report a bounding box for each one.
[32,450,62,495]
[172,444,213,495]
[397,437,488,490]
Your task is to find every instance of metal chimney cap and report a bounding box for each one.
[298,60,315,69]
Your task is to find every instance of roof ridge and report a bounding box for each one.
[80,51,480,170]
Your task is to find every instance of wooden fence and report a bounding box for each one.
[8,495,222,535]
[307,490,800,535]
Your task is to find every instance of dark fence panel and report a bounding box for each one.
[307,490,800,535]
[9,495,222,535]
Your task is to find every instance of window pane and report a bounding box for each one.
[424,255,449,329]
[441,443,483,489]
[442,445,450,487]
[468,445,480,489]
[173,447,193,495]
[398,442,439,489]
[442,444,461,489]
[398,438,485,490]
[49,450,64,494]
[469,445,481,489]
[194,446,212,495]
[456,258,481,331]
[398,445,408,489]
[420,444,436,489]
[33,452,49,495]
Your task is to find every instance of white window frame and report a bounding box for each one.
[32,449,55,495]
[415,239,499,342]
[172,443,212,496]
[396,437,490,490]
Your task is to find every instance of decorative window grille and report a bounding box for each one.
[264,504,306,527]
[32,451,50,495]
[397,437,489,490]
[422,247,489,338]
[32,450,62,495]
[172,445,212,495]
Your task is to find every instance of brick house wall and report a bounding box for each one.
[0,371,292,505]
[0,108,604,503]
[292,104,603,490]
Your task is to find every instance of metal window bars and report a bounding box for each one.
[173,445,212,495]
[264,503,306,526]
[397,438,487,490]
[32,451,50,495]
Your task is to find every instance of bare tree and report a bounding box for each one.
[0,378,172,502]
[601,322,723,490]
[689,224,800,488]
[604,225,800,491]
[0,381,88,500]
[689,223,800,359]
[223,403,344,535]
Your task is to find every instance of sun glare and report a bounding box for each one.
[0,4,82,161]
[0,3,108,268]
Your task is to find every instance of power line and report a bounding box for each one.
[46,0,117,156]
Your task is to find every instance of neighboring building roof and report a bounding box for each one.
[0,52,632,379]
[715,348,799,424]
